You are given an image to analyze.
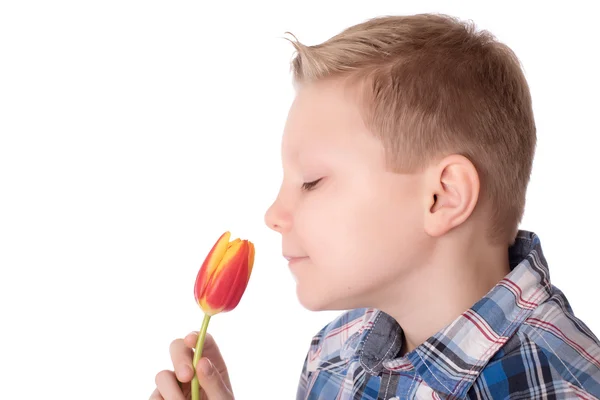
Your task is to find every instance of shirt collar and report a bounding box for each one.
[344,230,552,398]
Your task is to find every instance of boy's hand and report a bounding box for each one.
[150,332,234,400]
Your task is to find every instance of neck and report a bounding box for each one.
[377,232,510,356]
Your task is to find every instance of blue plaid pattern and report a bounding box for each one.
[296,231,600,399]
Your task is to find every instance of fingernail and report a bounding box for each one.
[201,358,214,377]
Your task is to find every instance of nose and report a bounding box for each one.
[264,195,292,234]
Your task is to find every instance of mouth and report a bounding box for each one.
[285,256,308,265]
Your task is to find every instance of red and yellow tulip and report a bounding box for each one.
[191,231,255,400]
[193,231,255,316]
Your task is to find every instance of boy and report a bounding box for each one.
[150,13,600,399]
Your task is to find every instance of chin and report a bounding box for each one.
[296,288,325,311]
[296,286,362,312]
[295,285,329,311]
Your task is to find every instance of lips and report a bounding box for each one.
[284,255,307,260]
[285,256,308,265]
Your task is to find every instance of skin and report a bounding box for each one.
[150,332,233,400]
[264,77,511,354]
[151,77,512,399]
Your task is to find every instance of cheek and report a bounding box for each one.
[290,183,428,310]
[311,191,424,273]
[294,192,363,258]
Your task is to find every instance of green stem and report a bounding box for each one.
[191,313,211,400]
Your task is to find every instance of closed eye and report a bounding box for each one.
[302,178,323,191]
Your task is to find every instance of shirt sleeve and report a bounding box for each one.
[296,351,310,400]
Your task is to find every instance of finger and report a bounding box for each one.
[154,370,186,400]
[195,357,234,400]
[184,332,230,382]
[183,331,198,348]
[149,388,164,400]
[184,332,218,353]
[169,338,194,382]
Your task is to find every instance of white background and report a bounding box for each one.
[1,1,599,399]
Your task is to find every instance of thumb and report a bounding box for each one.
[196,358,234,400]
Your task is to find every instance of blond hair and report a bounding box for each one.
[283,14,536,246]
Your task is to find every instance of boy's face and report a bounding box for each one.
[265,78,430,311]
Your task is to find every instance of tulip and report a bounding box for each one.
[191,231,255,400]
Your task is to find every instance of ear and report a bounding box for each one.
[423,154,480,237]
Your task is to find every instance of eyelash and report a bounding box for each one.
[302,178,322,191]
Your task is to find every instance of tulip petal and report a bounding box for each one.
[194,231,231,303]
[227,238,241,250]
[213,239,244,277]
[203,240,249,313]
[198,297,224,316]
[222,242,252,312]
[223,260,250,312]
[247,241,255,281]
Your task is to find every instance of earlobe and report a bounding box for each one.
[424,155,480,237]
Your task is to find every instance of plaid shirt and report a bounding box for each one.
[296,231,600,399]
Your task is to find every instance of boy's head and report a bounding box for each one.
[264,14,536,312]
